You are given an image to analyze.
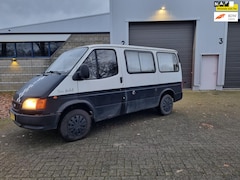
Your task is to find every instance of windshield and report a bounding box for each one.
[45,47,88,74]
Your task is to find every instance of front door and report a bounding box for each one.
[200,55,218,90]
[76,49,124,121]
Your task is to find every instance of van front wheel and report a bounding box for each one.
[159,94,173,115]
[59,109,91,141]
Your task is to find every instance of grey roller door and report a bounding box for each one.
[129,21,195,88]
[225,21,240,88]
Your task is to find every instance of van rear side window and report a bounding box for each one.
[157,52,179,72]
[125,51,155,73]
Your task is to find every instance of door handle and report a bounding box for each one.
[120,77,123,83]
[132,90,136,95]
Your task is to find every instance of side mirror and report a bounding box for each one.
[73,64,90,80]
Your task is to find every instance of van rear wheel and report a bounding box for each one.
[59,109,91,141]
[159,94,173,115]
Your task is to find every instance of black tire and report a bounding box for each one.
[159,94,173,115]
[59,109,91,141]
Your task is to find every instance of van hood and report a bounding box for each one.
[14,74,66,103]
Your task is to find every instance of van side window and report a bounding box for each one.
[83,49,118,79]
[125,51,155,73]
[157,53,179,72]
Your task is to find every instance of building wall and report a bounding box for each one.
[52,34,110,60]
[0,58,49,91]
[0,33,110,91]
[110,0,232,90]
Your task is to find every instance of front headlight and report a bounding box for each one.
[22,98,47,110]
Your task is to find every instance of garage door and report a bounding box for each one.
[225,21,240,88]
[129,21,195,88]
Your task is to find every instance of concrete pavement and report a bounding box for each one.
[0,90,240,179]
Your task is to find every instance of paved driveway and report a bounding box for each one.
[0,90,240,180]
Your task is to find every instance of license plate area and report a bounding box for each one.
[10,112,15,121]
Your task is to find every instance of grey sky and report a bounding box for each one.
[0,0,109,29]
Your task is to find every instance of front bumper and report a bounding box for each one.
[9,108,58,130]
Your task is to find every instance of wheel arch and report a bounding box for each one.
[158,88,175,115]
[56,100,95,127]
[159,88,175,102]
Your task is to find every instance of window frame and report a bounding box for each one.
[124,50,156,74]
[82,48,119,80]
[16,42,33,57]
[157,52,180,73]
[0,42,16,57]
[0,41,63,58]
[32,42,49,57]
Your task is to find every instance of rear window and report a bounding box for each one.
[157,52,179,72]
[125,50,155,73]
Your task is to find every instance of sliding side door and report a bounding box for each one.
[123,50,159,113]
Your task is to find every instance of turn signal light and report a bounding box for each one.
[22,98,47,111]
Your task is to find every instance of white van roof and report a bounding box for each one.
[79,44,178,53]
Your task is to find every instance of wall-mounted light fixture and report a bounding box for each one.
[150,5,173,21]
[161,6,166,10]
[10,57,19,69]
[12,58,17,62]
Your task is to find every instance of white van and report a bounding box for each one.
[10,44,182,141]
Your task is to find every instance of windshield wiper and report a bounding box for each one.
[45,71,62,75]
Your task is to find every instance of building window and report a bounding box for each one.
[0,43,15,57]
[50,42,63,56]
[16,42,32,57]
[125,50,155,73]
[157,52,179,72]
[0,41,63,58]
[33,42,49,57]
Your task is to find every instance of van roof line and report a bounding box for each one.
[77,44,177,52]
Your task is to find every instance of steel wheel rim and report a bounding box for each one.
[68,115,87,137]
[162,96,173,113]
